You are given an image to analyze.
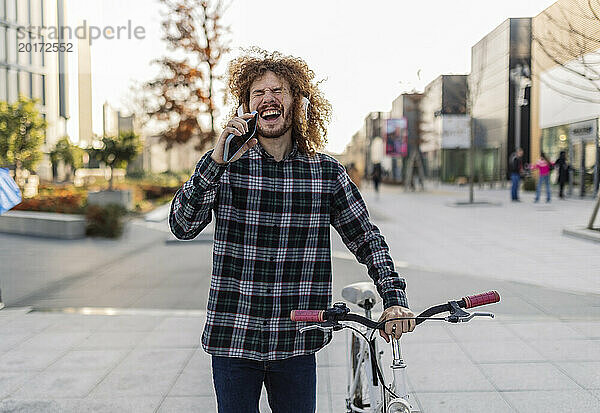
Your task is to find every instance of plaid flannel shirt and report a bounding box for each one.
[169,140,408,361]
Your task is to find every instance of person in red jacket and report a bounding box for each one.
[531,153,554,203]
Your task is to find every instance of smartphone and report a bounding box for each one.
[223,111,258,163]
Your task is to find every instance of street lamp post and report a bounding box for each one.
[509,64,531,155]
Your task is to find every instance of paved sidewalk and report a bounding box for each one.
[1,266,599,412]
[0,184,598,412]
[359,183,600,295]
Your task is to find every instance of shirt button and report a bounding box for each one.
[263,320,268,326]
[270,256,275,261]
[266,288,272,293]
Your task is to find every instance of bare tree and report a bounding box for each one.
[144,0,229,151]
[533,0,600,229]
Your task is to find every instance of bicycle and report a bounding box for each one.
[291,282,500,413]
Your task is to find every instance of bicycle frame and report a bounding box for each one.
[346,307,417,413]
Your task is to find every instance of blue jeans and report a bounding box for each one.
[535,174,551,202]
[211,354,316,413]
[510,173,521,200]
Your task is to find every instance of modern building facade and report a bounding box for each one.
[420,75,470,182]
[390,93,423,183]
[531,0,600,197]
[470,18,532,181]
[0,0,69,180]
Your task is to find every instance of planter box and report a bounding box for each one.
[87,190,133,210]
[0,210,86,239]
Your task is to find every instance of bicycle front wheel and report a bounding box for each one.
[349,332,371,410]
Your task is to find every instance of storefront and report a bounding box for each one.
[541,118,600,197]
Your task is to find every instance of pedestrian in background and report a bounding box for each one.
[508,147,525,202]
[554,151,570,199]
[531,152,554,203]
[371,163,382,196]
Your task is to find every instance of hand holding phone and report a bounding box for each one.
[211,111,259,164]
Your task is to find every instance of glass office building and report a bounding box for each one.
[0,0,68,180]
[470,18,532,181]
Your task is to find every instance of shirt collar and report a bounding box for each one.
[252,139,298,162]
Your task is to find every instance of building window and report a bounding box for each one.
[32,71,42,102]
[31,33,42,67]
[42,112,46,144]
[17,31,30,66]
[29,0,40,26]
[7,68,16,102]
[40,72,44,104]
[0,25,5,62]
[18,70,30,98]
[0,66,6,101]
[16,0,28,25]
[6,26,15,63]
[5,0,14,22]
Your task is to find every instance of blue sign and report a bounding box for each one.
[0,168,22,215]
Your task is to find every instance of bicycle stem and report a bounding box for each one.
[390,337,410,402]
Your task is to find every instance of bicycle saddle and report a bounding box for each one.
[341,282,379,307]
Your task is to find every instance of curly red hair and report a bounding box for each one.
[226,48,331,156]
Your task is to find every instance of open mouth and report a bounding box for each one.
[260,108,282,122]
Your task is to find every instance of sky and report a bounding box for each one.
[64,0,555,153]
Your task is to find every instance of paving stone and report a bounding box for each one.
[502,389,600,412]
[527,339,600,361]
[115,348,194,372]
[481,362,580,391]
[416,392,514,413]
[448,321,520,342]
[153,316,206,331]
[17,332,89,351]
[44,314,111,332]
[0,332,31,354]
[55,397,162,412]
[406,362,495,392]
[0,349,65,372]
[137,329,202,348]
[10,369,108,398]
[0,372,35,399]
[96,315,165,332]
[168,351,214,397]
[157,396,216,412]
[74,331,149,349]
[504,321,588,340]
[0,399,64,412]
[556,361,600,389]
[400,342,472,365]
[458,339,545,363]
[48,349,127,371]
[89,367,182,398]
[567,321,600,339]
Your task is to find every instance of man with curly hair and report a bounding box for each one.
[169,49,414,413]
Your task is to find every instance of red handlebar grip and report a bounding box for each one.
[290,310,324,322]
[463,291,500,308]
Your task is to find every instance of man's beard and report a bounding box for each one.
[257,111,293,139]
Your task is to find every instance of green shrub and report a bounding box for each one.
[85,204,127,238]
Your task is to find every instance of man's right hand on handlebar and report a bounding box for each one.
[211,113,258,164]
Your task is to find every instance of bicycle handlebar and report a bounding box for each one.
[464,291,500,308]
[290,291,500,329]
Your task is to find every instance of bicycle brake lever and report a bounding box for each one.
[451,312,495,322]
[299,325,334,334]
